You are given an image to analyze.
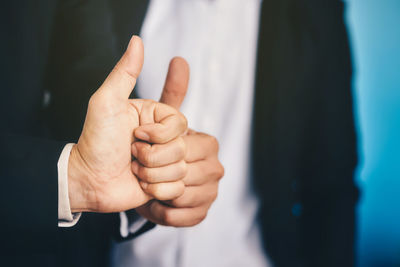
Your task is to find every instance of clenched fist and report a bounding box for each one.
[135,130,224,227]
[130,57,225,227]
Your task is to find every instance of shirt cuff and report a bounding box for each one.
[58,143,82,227]
[119,210,148,238]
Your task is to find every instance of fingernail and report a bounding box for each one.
[140,181,148,189]
[135,130,150,141]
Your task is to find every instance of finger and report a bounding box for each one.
[182,159,225,186]
[132,160,187,183]
[98,35,144,99]
[134,103,188,143]
[132,138,186,167]
[163,182,218,208]
[139,180,185,201]
[187,129,197,135]
[182,133,219,162]
[160,57,190,110]
[137,200,209,227]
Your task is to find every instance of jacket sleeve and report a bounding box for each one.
[301,174,359,267]
[299,1,359,266]
[0,133,67,252]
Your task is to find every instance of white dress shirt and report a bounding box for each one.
[58,143,81,227]
[111,0,271,266]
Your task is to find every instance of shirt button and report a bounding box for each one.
[43,90,51,108]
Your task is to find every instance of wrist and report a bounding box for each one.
[68,144,97,213]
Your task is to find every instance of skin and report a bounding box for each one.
[135,130,224,226]
[68,36,187,213]
[133,58,225,227]
[68,35,224,228]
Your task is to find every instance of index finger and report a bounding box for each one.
[182,133,219,162]
[135,102,188,144]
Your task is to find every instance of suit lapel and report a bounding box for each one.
[1,0,58,131]
[252,0,315,188]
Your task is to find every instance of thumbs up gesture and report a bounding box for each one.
[67,36,188,213]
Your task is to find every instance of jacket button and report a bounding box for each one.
[42,90,51,108]
[291,202,303,217]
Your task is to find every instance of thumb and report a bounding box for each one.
[99,35,144,99]
[159,57,190,110]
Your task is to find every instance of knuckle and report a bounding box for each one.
[195,211,208,225]
[208,135,219,152]
[141,149,156,166]
[161,209,174,225]
[149,184,162,198]
[175,181,186,196]
[171,192,189,207]
[176,137,187,159]
[186,194,196,207]
[139,167,153,182]
[153,128,168,144]
[148,99,157,106]
[200,211,208,222]
[211,189,218,202]
[178,161,188,179]
[209,162,224,180]
[180,114,188,131]
[217,163,225,178]
[169,197,181,207]
[152,182,184,200]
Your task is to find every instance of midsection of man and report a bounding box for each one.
[111,0,270,266]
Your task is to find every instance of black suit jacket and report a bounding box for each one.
[0,0,358,266]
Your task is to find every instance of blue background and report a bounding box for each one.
[345,1,400,266]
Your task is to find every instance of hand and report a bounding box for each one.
[136,130,224,226]
[67,36,188,213]
[133,58,225,226]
